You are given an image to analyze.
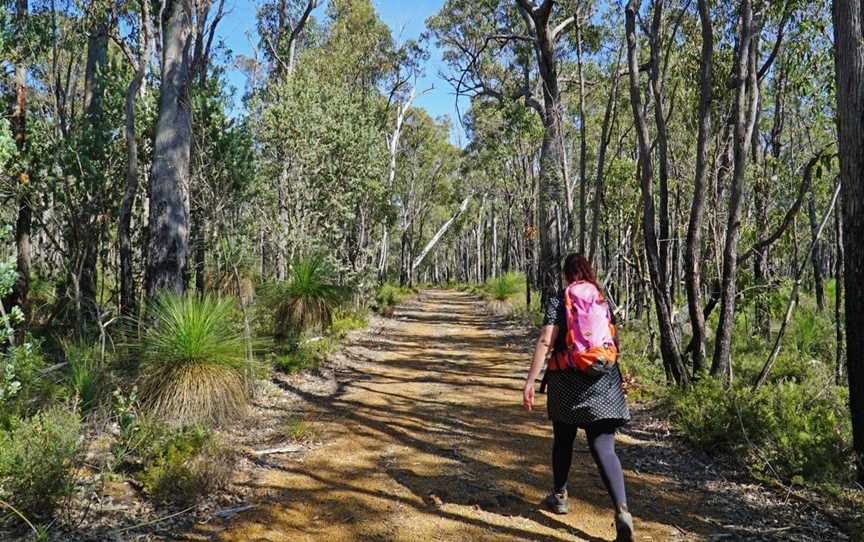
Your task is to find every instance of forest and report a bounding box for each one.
[1,0,863,539]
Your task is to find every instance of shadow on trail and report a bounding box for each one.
[194,289,803,541]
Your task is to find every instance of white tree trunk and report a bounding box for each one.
[411,196,471,275]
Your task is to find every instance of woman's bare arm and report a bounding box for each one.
[523,324,558,411]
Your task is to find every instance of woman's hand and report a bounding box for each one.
[523,380,535,411]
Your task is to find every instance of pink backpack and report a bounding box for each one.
[549,281,618,374]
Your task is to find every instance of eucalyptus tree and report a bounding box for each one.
[254,0,394,285]
[430,0,587,303]
[832,0,864,484]
[624,0,688,385]
[3,0,30,315]
[116,0,154,317]
[146,0,225,297]
[391,110,460,285]
[257,0,321,80]
[684,0,714,374]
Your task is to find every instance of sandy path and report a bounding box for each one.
[188,289,696,541]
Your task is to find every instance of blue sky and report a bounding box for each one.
[215,0,468,143]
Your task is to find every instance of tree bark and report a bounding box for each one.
[380,86,416,281]
[146,0,194,297]
[516,0,565,305]
[589,49,621,268]
[119,0,153,317]
[711,0,758,383]
[684,0,713,374]
[8,0,31,317]
[832,0,864,483]
[576,9,588,253]
[625,0,688,386]
[649,0,671,293]
[807,186,825,310]
[835,199,845,385]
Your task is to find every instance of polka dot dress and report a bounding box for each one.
[543,292,630,427]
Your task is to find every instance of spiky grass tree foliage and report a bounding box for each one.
[273,256,349,339]
[137,294,253,426]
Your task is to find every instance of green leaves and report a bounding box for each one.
[256,62,388,268]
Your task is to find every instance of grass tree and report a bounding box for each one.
[271,256,349,339]
[137,294,255,426]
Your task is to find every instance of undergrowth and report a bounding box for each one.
[619,285,854,486]
[373,282,415,316]
[0,405,82,526]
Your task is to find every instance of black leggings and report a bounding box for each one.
[552,420,627,509]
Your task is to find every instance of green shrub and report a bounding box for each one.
[483,272,523,302]
[373,282,413,315]
[0,341,49,425]
[134,425,235,506]
[274,338,332,374]
[62,340,108,412]
[0,405,81,525]
[672,377,851,482]
[329,307,368,339]
[271,256,349,337]
[137,294,256,426]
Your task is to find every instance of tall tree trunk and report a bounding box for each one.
[711,0,758,382]
[146,0,194,297]
[807,187,825,310]
[625,0,688,386]
[516,0,565,304]
[832,0,864,483]
[379,86,415,281]
[75,9,111,324]
[835,200,845,385]
[119,0,152,317]
[576,9,588,253]
[685,0,713,374]
[8,0,31,317]
[589,50,621,268]
[649,0,671,293]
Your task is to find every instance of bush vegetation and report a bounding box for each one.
[270,256,349,338]
[274,337,334,374]
[483,272,524,301]
[373,282,415,316]
[616,284,854,486]
[63,340,108,412]
[135,425,235,506]
[136,294,256,426]
[0,405,81,525]
[0,342,50,426]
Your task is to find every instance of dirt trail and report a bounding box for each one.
[182,290,789,541]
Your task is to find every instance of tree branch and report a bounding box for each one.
[738,148,834,265]
[551,15,576,41]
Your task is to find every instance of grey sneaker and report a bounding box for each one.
[615,509,634,541]
[543,489,568,514]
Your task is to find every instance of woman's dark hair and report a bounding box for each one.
[562,253,599,288]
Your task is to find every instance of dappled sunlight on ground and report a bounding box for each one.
[180,290,762,542]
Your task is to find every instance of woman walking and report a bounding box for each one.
[522,253,633,541]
